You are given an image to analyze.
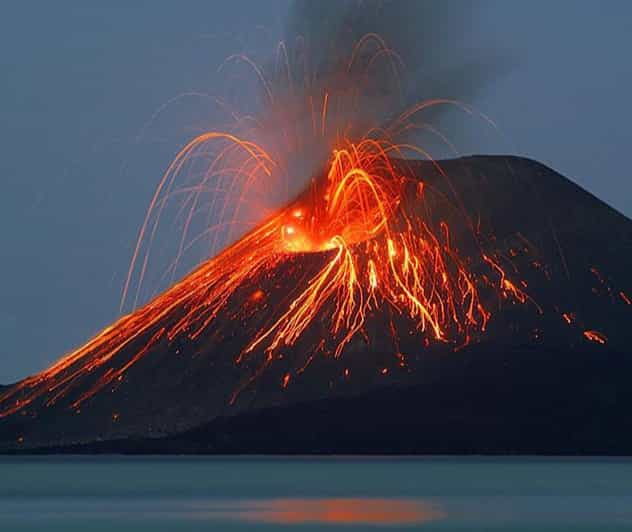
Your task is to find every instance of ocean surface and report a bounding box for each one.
[1,456,632,531]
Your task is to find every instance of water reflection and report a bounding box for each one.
[213,497,444,525]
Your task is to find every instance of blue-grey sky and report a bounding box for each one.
[1,1,631,383]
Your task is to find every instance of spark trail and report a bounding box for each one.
[0,34,536,419]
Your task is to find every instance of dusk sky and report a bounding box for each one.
[1,0,631,383]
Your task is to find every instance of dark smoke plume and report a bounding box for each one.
[248,0,511,199]
[281,0,507,129]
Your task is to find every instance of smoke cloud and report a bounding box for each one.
[280,0,508,133]
[243,0,513,203]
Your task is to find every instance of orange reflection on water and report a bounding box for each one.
[230,497,444,525]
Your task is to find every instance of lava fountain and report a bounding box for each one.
[0,34,531,420]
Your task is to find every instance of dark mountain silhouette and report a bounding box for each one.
[21,345,632,455]
[1,155,631,453]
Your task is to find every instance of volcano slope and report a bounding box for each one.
[1,155,631,453]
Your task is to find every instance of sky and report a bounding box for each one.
[1,1,631,383]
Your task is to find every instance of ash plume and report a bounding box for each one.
[283,0,506,133]
[250,0,510,202]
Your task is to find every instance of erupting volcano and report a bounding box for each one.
[0,135,523,418]
[1,27,631,453]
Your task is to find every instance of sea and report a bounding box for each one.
[1,456,632,531]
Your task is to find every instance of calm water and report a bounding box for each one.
[1,456,632,531]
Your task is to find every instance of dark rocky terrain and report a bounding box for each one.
[2,155,631,453]
[22,343,632,455]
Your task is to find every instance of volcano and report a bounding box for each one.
[1,155,631,454]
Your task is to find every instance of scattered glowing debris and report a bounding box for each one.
[620,291,631,305]
[0,35,543,419]
[250,289,265,302]
[583,330,607,345]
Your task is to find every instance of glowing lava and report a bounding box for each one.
[1,134,522,417]
[0,34,539,419]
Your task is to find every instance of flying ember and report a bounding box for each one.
[0,34,535,418]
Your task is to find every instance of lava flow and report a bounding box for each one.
[0,134,532,418]
[0,34,533,420]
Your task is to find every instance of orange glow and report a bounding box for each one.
[231,498,444,525]
[0,135,530,417]
[583,330,607,344]
[250,289,265,302]
[0,34,542,418]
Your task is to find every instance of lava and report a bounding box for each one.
[0,33,609,422]
[0,136,521,417]
[583,330,608,345]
